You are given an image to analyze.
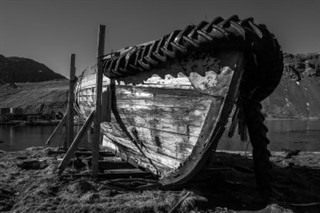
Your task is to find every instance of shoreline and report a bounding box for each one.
[0,120,85,126]
[0,120,60,126]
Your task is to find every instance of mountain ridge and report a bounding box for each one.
[0,53,319,118]
[262,52,320,119]
[0,54,66,84]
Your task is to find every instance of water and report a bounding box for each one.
[0,120,320,152]
[217,119,320,152]
[0,125,88,151]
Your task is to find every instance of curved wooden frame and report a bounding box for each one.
[74,15,283,186]
[160,52,245,185]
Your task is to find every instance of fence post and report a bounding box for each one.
[92,25,105,177]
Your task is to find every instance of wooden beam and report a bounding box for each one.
[92,25,106,177]
[61,169,151,179]
[45,113,67,145]
[101,89,111,122]
[66,54,76,148]
[58,110,95,175]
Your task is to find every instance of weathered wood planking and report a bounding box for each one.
[101,122,197,160]
[97,76,217,178]
[159,51,246,185]
[102,135,173,175]
[75,50,244,181]
[102,132,182,170]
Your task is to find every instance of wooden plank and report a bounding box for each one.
[58,111,95,174]
[104,133,187,163]
[112,62,187,85]
[109,115,203,136]
[101,136,172,177]
[120,147,173,175]
[101,89,111,122]
[159,51,246,186]
[116,85,208,98]
[104,168,147,175]
[47,149,115,157]
[116,104,208,123]
[102,132,185,169]
[67,53,76,147]
[77,96,212,122]
[75,74,224,125]
[76,74,109,91]
[61,169,151,179]
[101,122,196,154]
[74,50,244,181]
[92,24,105,178]
[45,113,67,145]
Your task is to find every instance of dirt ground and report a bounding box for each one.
[0,147,320,213]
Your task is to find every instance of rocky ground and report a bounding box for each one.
[1,147,320,212]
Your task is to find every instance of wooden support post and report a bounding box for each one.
[65,54,76,148]
[101,90,111,122]
[92,25,105,178]
[58,111,95,174]
[45,113,68,145]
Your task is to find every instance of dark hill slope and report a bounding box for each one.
[0,54,66,83]
[262,52,320,119]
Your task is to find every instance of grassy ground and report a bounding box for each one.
[1,147,320,212]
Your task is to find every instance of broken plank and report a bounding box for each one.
[45,113,67,145]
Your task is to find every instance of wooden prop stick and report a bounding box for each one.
[63,97,69,150]
[58,110,95,174]
[101,89,112,122]
[45,113,68,145]
[92,25,106,177]
[66,54,76,148]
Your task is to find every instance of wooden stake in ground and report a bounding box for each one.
[58,111,95,174]
[45,113,67,146]
[64,54,76,149]
[101,89,112,122]
[92,25,106,178]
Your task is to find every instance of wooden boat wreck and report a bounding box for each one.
[74,16,283,186]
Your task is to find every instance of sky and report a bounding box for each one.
[1,0,320,78]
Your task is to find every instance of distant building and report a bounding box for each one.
[9,107,23,114]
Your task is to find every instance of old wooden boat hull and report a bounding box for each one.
[74,16,283,186]
[75,51,245,185]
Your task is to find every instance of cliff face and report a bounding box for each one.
[0,54,66,83]
[262,52,320,119]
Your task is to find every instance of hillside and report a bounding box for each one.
[262,52,320,119]
[0,80,68,114]
[0,54,66,84]
[0,53,320,118]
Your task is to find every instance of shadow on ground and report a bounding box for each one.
[183,152,320,212]
[1,148,320,212]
